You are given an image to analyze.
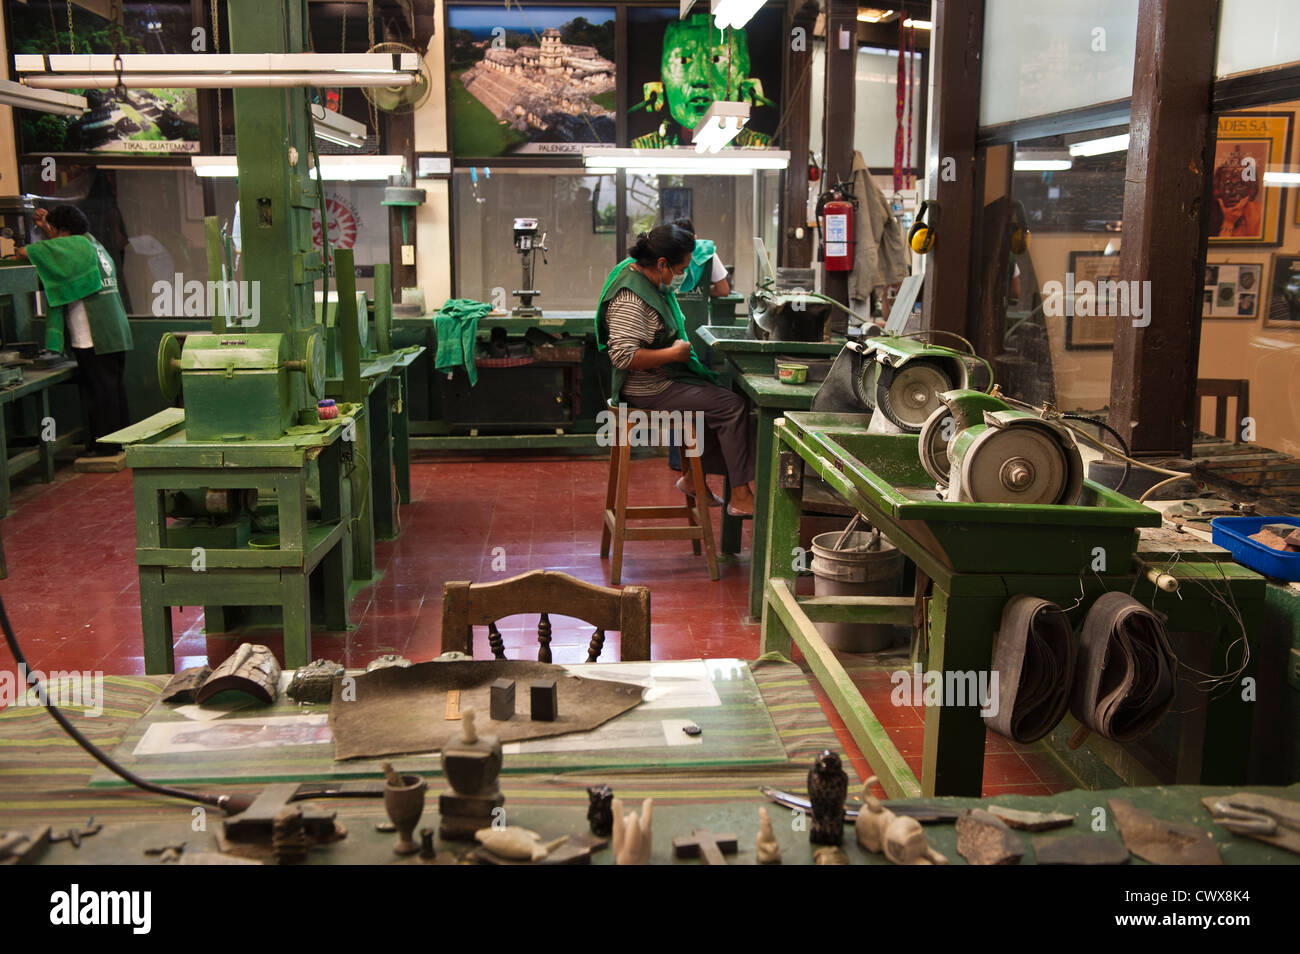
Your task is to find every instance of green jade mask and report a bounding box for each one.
[661,14,752,131]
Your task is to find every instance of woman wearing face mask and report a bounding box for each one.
[596,223,757,516]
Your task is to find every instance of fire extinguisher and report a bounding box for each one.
[816,188,856,271]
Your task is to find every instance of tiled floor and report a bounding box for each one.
[0,451,1075,797]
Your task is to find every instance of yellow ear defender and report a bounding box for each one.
[908,200,939,254]
[1010,199,1031,255]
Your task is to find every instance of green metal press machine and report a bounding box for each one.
[105,1,412,673]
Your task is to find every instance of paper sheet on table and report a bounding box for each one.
[133,714,331,756]
[560,659,724,710]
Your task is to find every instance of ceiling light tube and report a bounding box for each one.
[693,101,750,154]
[1262,171,1300,185]
[311,104,367,150]
[710,0,766,30]
[0,79,87,115]
[1068,133,1130,157]
[192,155,406,180]
[16,53,419,90]
[903,19,933,29]
[583,146,789,175]
[1014,159,1073,171]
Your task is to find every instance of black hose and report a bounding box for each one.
[0,591,246,813]
[1062,413,1131,489]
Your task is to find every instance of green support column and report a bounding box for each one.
[760,418,800,658]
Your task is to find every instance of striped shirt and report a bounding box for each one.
[606,288,671,397]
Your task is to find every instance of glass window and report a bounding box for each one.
[1216,0,1300,78]
[979,0,1138,127]
[452,170,616,311]
[809,44,924,173]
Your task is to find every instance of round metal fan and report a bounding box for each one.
[364,42,433,114]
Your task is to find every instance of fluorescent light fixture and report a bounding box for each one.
[0,79,87,116]
[311,104,367,150]
[1014,149,1072,172]
[192,155,406,180]
[15,53,419,90]
[1068,133,1130,157]
[903,18,932,29]
[1263,171,1300,185]
[693,101,750,154]
[711,0,765,30]
[857,8,896,23]
[582,147,789,176]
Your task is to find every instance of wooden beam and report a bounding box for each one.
[921,0,982,337]
[779,0,818,269]
[1108,0,1219,458]
[822,0,857,332]
[384,16,418,293]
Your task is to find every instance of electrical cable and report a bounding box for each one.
[1061,413,1131,489]
[0,591,251,813]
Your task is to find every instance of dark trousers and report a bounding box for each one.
[630,380,756,486]
[72,348,130,454]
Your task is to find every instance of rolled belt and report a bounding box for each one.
[987,596,1075,743]
[1070,591,1177,743]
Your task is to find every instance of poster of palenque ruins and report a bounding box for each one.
[448,5,617,157]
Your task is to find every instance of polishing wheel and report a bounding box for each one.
[157,331,182,400]
[876,360,954,432]
[304,332,326,399]
[918,407,954,485]
[853,359,881,411]
[949,416,1083,505]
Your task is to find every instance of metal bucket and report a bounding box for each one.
[810,530,904,652]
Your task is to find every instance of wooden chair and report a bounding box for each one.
[600,399,719,585]
[1197,378,1250,443]
[441,569,650,661]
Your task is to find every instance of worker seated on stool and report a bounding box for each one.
[663,217,733,501]
[596,223,757,517]
[11,205,133,456]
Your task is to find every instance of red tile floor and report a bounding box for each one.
[0,451,1074,797]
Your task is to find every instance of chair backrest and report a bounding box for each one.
[441,570,650,662]
[1196,378,1250,442]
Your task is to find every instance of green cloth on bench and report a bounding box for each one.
[433,298,492,387]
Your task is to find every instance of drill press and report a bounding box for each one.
[511,218,548,318]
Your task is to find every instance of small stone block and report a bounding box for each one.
[490,679,516,721]
[437,792,504,817]
[530,680,558,722]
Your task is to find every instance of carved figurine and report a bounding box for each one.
[611,797,654,865]
[438,707,505,841]
[194,643,281,704]
[756,806,781,864]
[587,784,614,837]
[475,826,568,862]
[855,776,948,865]
[807,750,848,845]
[286,659,345,704]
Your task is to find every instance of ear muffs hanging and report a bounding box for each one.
[909,200,939,254]
[1010,199,1031,255]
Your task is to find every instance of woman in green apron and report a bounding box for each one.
[16,205,133,455]
[595,223,756,516]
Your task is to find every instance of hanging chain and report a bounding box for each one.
[67,0,76,53]
[211,0,223,152]
[109,0,127,102]
[341,2,348,52]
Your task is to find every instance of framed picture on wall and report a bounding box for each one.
[1209,113,1291,246]
[660,187,692,225]
[1064,251,1120,350]
[1203,262,1263,318]
[1265,254,1300,327]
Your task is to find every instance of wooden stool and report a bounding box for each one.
[600,401,718,585]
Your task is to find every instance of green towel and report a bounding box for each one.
[434,298,492,387]
[682,238,716,293]
[26,235,103,353]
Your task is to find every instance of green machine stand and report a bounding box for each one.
[760,411,1266,798]
[105,0,361,673]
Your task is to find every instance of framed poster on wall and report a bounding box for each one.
[1064,251,1120,350]
[625,6,782,149]
[1203,262,1264,318]
[10,1,201,157]
[1209,112,1291,246]
[1265,254,1300,327]
[446,4,617,158]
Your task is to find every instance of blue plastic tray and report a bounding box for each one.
[1211,515,1300,581]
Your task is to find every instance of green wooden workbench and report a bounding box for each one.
[0,362,85,515]
[106,408,353,674]
[759,411,1267,799]
[698,326,840,613]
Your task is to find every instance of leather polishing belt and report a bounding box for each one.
[987,595,1075,743]
[1070,591,1177,743]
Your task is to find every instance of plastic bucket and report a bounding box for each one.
[810,529,904,652]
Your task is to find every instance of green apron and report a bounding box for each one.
[595,258,717,403]
[682,238,716,294]
[29,234,133,355]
